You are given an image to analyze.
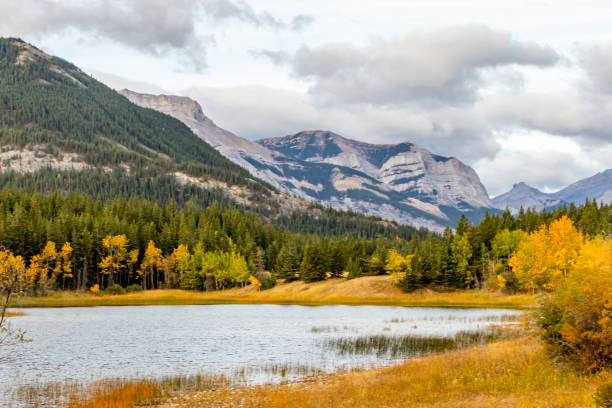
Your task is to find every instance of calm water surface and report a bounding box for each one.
[1,304,520,405]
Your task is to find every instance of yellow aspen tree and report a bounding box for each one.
[138,240,163,290]
[229,250,250,286]
[28,241,59,294]
[543,237,612,371]
[384,249,414,281]
[171,244,190,287]
[55,242,73,290]
[0,249,27,342]
[510,216,584,293]
[99,235,129,288]
[25,254,43,293]
[126,249,139,283]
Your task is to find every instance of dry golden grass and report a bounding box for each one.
[11,276,537,309]
[68,381,161,408]
[163,337,611,408]
[4,310,24,317]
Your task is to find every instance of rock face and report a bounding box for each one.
[120,90,497,230]
[259,131,492,210]
[493,170,612,213]
[119,89,286,189]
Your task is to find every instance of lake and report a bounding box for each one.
[1,304,521,406]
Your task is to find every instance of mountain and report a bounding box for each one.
[121,91,496,230]
[493,170,612,212]
[491,182,564,213]
[0,37,285,211]
[0,38,426,240]
[556,169,612,204]
[118,89,287,190]
[259,131,492,210]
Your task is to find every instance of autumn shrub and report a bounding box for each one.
[105,284,126,295]
[595,383,612,408]
[537,237,612,372]
[261,276,277,290]
[125,284,142,293]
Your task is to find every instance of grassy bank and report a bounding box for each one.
[11,276,537,309]
[66,337,609,408]
[4,310,24,317]
[162,337,609,408]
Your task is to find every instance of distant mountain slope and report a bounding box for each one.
[556,169,612,204]
[0,37,278,210]
[493,170,612,212]
[0,38,426,240]
[121,91,497,230]
[491,182,563,213]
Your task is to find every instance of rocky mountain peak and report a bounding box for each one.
[125,89,499,230]
[119,89,207,123]
[260,130,493,210]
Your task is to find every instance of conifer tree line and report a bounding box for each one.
[0,188,609,295]
[398,200,612,293]
[0,190,422,293]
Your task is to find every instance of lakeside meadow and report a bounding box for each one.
[10,275,537,309]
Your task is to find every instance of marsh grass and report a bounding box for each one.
[323,329,515,358]
[384,313,523,324]
[310,325,357,333]
[12,374,232,408]
[12,364,326,407]
[241,362,324,380]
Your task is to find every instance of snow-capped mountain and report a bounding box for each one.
[120,90,497,230]
[493,170,612,213]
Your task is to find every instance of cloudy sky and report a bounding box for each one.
[2,0,612,196]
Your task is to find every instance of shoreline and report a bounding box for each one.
[65,336,607,408]
[10,276,537,310]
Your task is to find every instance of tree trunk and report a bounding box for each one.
[81,260,88,291]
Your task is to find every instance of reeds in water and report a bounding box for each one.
[322,329,510,357]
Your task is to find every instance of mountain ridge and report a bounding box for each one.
[121,90,497,230]
[493,170,612,212]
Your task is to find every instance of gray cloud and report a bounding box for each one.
[291,15,315,31]
[249,49,292,65]
[481,91,612,144]
[0,0,303,72]
[272,25,560,106]
[475,146,607,197]
[201,0,283,29]
[579,44,612,94]
[183,85,499,162]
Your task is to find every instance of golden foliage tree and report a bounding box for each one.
[509,216,584,293]
[138,241,163,290]
[0,248,27,344]
[25,241,59,294]
[99,235,129,288]
[384,249,414,281]
[171,244,190,288]
[55,242,73,289]
[539,236,612,371]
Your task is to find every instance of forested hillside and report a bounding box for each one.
[0,37,274,207]
[0,191,424,292]
[0,38,427,241]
